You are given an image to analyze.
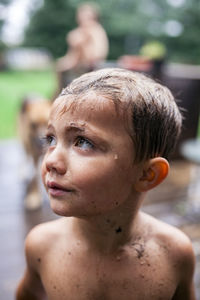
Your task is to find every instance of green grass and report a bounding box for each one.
[0,69,57,139]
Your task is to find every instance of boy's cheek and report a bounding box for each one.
[41,160,47,187]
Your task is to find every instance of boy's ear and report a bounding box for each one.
[134,157,169,192]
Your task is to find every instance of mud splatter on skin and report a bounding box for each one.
[131,242,145,259]
[115,226,122,234]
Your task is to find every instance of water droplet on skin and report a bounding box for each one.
[115,226,122,233]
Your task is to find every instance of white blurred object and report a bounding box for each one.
[181,139,200,164]
[5,47,53,70]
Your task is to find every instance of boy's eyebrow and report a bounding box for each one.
[64,122,86,133]
[47,123,85,132]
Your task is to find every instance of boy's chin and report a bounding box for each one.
[49,198,73,217]
[49,199,105,219]
[49,198,86,218]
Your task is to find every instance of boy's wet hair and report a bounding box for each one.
[59,68,182,163]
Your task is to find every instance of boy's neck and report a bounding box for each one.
[71,195,144,254]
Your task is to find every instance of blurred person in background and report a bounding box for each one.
[56,2,109,93]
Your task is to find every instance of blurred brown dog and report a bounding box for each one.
[18,95,51,210]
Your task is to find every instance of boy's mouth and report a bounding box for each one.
[47,181,74,197]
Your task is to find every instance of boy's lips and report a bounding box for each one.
[47,181,74,197]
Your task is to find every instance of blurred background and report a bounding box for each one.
[0,0,200,299]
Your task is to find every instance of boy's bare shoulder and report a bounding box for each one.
[141,212,195,272]
[25,218,67,265]
[26,217,67,246]
[142,212,194,251]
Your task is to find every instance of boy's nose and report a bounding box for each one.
[45,147,67,175]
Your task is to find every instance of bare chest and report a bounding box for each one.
[40,247,178,300]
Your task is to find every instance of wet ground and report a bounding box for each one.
[0,139,200,300]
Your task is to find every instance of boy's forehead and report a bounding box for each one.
[51,92,124,117]
[49,92,133,133]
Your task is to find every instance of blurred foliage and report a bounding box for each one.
[20,0,200,63]
[0,39,7,52]
[0,0,12,38]
[24,0,76,58]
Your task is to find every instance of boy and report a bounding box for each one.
[16,68,196,300]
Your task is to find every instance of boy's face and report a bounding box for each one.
[41,94,139,217]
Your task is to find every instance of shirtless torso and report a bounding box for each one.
[21,212,195,300]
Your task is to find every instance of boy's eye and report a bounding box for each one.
[74,136,94,150]
[43,135,56,147]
